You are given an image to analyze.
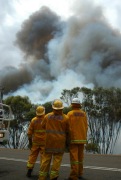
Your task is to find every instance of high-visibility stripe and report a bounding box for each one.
[27,162,34,168]
[46,129,65,134]
[39,171,48,177]
[71,140,87,143]
[50,170,59,176]
[71,161,83,165]
[34,130,45,132]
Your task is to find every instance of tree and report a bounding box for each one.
[43,101,53,114]
[60,87,81,106]
[24,107,36,121]
[63,106,72,114]
[81,87,121,154]
[1,87,121,153]
[4,95,32,123]
[3,95,32,149]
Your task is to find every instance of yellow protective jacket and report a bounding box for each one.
[41,111,69,153]
[27,115,45,146]
[67,108,88,144]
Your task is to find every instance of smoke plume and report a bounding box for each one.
[1,0,121,103]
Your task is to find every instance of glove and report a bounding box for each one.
[28,138,32,150]
[65,132,70,152]
[65,142,70,152]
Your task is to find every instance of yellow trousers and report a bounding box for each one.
[69,144,84,180]
[27,144,44,169]
[39,152,63,180]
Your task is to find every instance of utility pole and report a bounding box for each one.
[0,85,4,103]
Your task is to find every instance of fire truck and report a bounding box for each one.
[0,103,14,144]
[0,86,14,144]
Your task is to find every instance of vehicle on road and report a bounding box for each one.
[0,103,14,144]
[0,85,14,144]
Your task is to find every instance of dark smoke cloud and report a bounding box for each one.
[47,0,121,87]
[1,0,121,103]
[0,66,32,93]
[15,6,61,61]
[0,59,52,94]
[1,6,60,94]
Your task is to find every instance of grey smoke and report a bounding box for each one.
[1,0,121,103]
[15,6,61,60]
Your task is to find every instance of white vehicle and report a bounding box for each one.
[0,103,14,144]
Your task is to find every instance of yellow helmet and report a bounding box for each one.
[36,106,45,116]
[52,99,64,110]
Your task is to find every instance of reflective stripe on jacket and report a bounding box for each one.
[67,109,88,144]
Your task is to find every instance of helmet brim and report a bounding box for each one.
[36,112,45,116]
[52,105,64,110]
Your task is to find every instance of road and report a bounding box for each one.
[0,148,121,180]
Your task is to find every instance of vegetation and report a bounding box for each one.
[1,87,121,154]
[61,86,121,154]
[60,87,80,106]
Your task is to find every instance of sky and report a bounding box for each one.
[1,0,121,104]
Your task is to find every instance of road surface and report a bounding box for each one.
[0,148,121,180]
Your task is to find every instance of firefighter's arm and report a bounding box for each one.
[85,113,88,134]
[65,131,70,152]
[41,116,47,129]
[65,117,70,151]
[28,137,32,150]
[27,120,34,150]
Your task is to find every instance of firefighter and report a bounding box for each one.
[38,99,69,180]
[26,106,46,177]
[65,98,88,180]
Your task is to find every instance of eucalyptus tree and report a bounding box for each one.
[42,101,53,114]
[81,87,121,154]
[3,95,33,149]
[4,95,32,122]
[60,87,81,106]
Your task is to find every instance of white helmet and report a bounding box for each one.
[71,98,81,104]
